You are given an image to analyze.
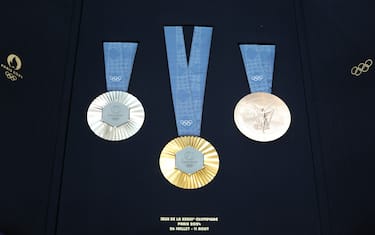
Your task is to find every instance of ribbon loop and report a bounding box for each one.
[103,42,138,91]
[164,26,213,136]
[239,44,275,93]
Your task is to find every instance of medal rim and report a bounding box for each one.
[159,136,220,190]
[234,92,291,142]
[87,90,145,141]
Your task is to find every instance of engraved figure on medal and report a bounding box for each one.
[252,101,276,132]
[234,92,291,142]
[254,106,274,132]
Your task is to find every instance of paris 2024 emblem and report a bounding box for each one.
[1,53,23,81]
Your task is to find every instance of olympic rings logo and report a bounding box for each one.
[251,75,263,81]
[110,75,122,82]
[5,71,18,81]
[180,120,193,126]
[351,59,373,77]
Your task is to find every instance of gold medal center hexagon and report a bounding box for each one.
[101,102,130,127]
[175,146,204,175]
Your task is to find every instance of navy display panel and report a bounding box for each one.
[0,1,78,235]
[55,1,321,235]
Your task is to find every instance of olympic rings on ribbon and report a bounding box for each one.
[110,75,122,81]
[250,75,264,81]
[180,120,193,127]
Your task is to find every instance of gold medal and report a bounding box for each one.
[234,92,291,142]
[87,90,145,141]
[159,136,219,189]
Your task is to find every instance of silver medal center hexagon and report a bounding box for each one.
[175,146,204,175]
[102,101,130,127]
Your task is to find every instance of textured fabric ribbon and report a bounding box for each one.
[164,26,213,136]
[239,44,275,93]
[103,42,138,91]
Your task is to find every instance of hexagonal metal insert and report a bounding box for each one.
[175,146,204,175]
[102,102,130,127]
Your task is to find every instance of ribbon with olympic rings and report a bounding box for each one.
[164,26,213,136]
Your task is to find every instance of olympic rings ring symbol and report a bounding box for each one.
[110,75,122,82]
[250,75,264,81]
[180,120,193,127]
[5,71,18,81]
[351,59,373,77]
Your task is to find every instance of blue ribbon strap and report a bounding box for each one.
[164,26,213,136]
[239,44,275,93]
[103,42,138,91]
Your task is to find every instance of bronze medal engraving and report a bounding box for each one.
[234,92,291,142]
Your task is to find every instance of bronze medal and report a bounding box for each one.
[234,92,291,142]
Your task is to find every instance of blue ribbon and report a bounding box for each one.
[164,26,213,136]
[239,44,275,93]
[103,42,138,91]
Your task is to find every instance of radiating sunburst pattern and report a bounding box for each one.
[87,91,145,141]
[159,136,220,189]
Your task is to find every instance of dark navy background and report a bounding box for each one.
[301,1,375,234]
[0,1,374,235]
